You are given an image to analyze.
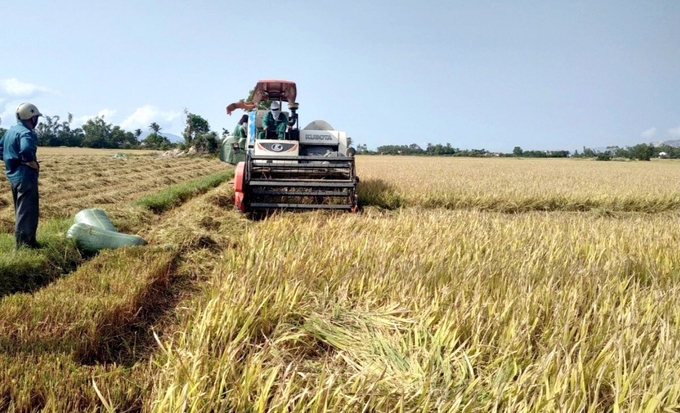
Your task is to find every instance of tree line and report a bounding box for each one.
[360,143,570,158]
[2,114,675,161]
[0,110,221,153]
[573,144,670,161]
[355,142,675,160]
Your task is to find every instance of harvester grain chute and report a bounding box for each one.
[225,80,359,213]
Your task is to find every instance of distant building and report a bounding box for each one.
[659,151,669,159]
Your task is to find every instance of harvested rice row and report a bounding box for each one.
[0,247,175,361]
[0,247,175,411]
[43,169,228,219]
[38,159,225,203]
[0,352,152,412]
[0,156,230,228]
[0,178,242,411]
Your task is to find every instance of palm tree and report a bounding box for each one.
[149,122,162,134]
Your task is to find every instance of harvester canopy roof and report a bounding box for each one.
[226,80,297,115]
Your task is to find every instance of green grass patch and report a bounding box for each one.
[136,170,233,213]
[0,219,84,297]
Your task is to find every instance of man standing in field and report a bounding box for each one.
[0,103,43,249]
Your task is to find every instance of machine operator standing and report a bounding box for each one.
[0,103,43,249]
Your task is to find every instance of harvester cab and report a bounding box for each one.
[226,80,359,214]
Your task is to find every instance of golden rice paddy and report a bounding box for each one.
[2,152,680,412]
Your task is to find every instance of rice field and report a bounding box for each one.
[357,156,680,212]
[1,152,680,412]
[0,149,226,230]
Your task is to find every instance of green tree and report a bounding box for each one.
[629,143,654,161]
[35,115,63,146]
[34,113,86,147]
[194,131,219,154]
[182,109,211,147]
[149,122,161,134]
[142,132,172,150]
[376,144,426,155]
[614,147,629,158]
[82,116,113,148]
[513,146,523,157]
[425,143,456,155]
[356,143,369,154]
[57,113,84,147]
[143,122,168,149]
[67,129,85,147]
[110,126,137,148]
[245,89,271,110]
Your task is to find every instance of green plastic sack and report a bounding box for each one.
[67,223,146,252]
[74,208,117,232]
[67,208,146,252]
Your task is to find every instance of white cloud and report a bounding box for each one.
[120,105,182,131]
[0,102,16,126]
[0,78,55,125]
[0,78,51,97]
[640,127,656,140]
[668,126,680,138]
[71,109,118,127]
[97,109,117,119]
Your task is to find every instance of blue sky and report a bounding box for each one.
[1,0,678,153]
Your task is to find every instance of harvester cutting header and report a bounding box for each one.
[223,80,359,213]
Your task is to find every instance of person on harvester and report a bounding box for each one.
[233,114,249,149]
[234,114,249,139]
[259,101,295,140]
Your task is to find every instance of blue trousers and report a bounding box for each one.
[11,178,39,248]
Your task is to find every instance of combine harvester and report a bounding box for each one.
[225,80,359,214]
